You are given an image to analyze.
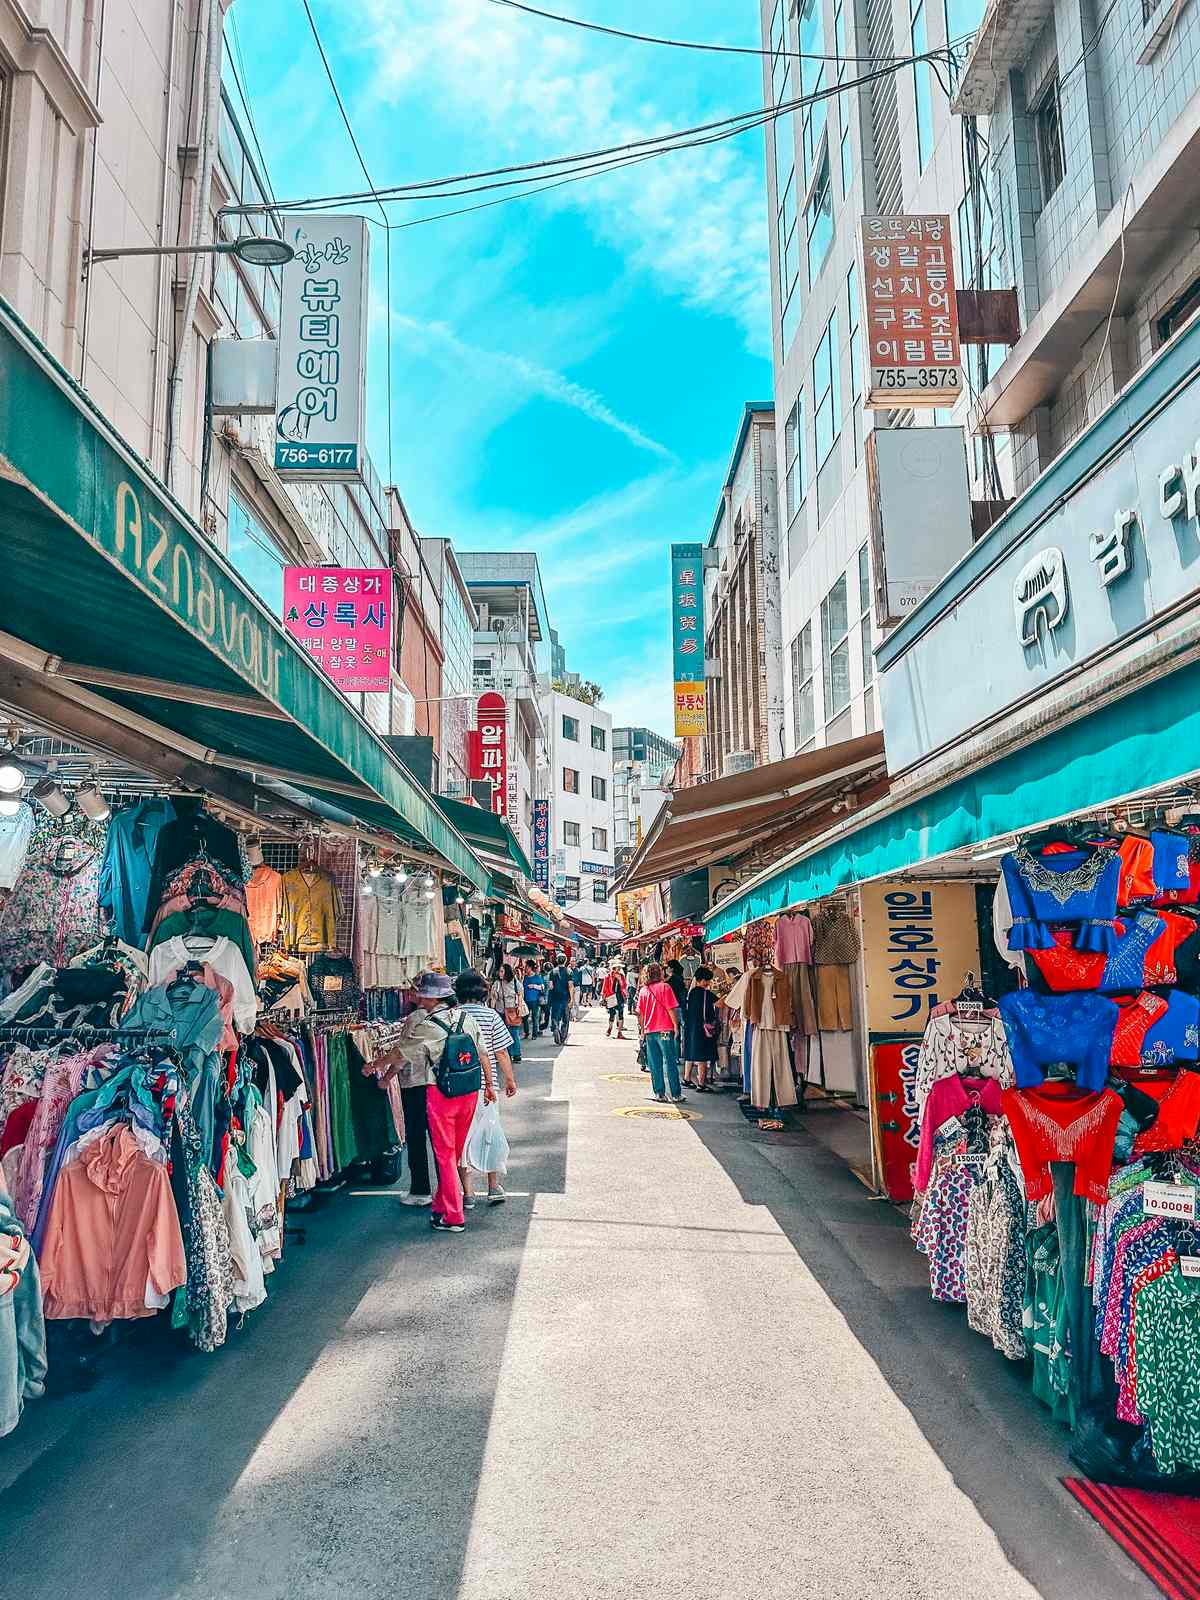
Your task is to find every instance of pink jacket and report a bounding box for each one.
[39,1124,187,1322]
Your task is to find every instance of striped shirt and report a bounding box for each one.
[459,1002,511,1080]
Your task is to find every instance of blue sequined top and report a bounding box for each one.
[1002,846,1121,953]
[999,989,1120,1091]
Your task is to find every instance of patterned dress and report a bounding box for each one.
[912,1105,994,1302]
[0,812,108,970]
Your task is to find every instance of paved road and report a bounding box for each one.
[0,1010,1153,1600]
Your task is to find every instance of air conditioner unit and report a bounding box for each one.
[722,750,754,776]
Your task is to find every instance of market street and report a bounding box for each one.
[0,1008,1154,1600]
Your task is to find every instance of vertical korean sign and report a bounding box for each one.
[860,215,960,408]
[283,567,392,692]
[671,542,706,738]
[532,798,550,890]
[275,214,369,478]
[860,880,981,1201]
[468,691,508,818]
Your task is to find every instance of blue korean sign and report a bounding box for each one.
[274,214,369,480]
[671,542,706,737]
[532,798,550,890]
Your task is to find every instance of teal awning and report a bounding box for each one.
[0,298,488,892]
[434,795,533,878]
[706,655,1200,939]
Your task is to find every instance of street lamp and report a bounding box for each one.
[84,235,295,272]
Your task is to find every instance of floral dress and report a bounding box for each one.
[911,1104,994,1302]
[0,812,108,970]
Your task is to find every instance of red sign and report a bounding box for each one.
[870,1037,922,1203]
[283,566,392,692]
[467,691,508,818]
[860,214,960,408]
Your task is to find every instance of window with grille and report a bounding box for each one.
[821,574,851,721]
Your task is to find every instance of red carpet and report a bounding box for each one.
[1064,1479,1200,1599]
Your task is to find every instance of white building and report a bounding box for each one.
[549,690,617,924]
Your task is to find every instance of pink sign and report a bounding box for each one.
[283,566,393,694]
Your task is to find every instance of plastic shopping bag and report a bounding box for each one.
[465,1094,510,1177]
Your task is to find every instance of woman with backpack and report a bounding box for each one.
[456,968,517,1207]
[383,971,493,1233]
[600,963,627,1038]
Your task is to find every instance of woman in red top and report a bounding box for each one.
[636,961,684,1103]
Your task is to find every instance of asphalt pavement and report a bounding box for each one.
[0,1009,1155,1600]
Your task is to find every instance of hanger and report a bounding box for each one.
[952,970,994,1015]
[1021,820,1092,853]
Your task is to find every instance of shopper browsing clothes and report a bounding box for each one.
[682,967,719,1092]
[637,962,684,1103]
[383,971,493,1233]
[455,969,517,1207]
[601,963,627,1038]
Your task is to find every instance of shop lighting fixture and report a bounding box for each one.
[86,235,295,270]
[30,778,69,817]
[76,783,111,822]
[970,842,1013,862]
[0,799,21,818]
[422,872,435,891]
[368,862,383,878]
[0,763,24,796]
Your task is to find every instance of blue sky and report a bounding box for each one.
[233,0,774,730]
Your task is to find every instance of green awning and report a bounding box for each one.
[706,655,1200,939]
[435,795,533,878]
[0,298,487,892]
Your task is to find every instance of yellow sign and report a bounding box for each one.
[860,879,981,1035]
[613,1104,701,1121]
[674,680,706,737]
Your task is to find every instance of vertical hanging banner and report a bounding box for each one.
[860,215,961,408]
[532,798,550,889]
[467,691,509,818]
[671,542,706,738]
[282,566,392,692]
[274,213,369,478]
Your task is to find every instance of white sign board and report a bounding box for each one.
[274,213,369,479]
[866,426,974,627]
[1143,1180,1197,1220]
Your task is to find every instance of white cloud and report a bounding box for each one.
[347,0,771,350]
[392,313,673,458]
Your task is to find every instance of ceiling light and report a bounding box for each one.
[368,862,383,878]
[77,783,111,821]
[395,865,409,884]
[0,763,24,795]
[30,778,69,817]
[0,800,21,818]
[423,871,435,890]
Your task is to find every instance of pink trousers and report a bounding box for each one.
[426,1083,478,1226]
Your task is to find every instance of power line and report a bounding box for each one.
[227,15,280,215]
[488,0,972,64]
[299,0,396,485]
[222,47,957,219]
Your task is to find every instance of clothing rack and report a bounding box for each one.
[0,1024,177,1046]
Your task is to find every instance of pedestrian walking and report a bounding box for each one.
[488,962,524,1064]
[636,961,684,1103]
[547,956,574,1043]
[666,957,689,1056]
[522,960,546,1039]
[382,971,492,1232]
[579,961,595,1005]
[601,963,627,1038]
[455,969,517,1207]
[682,966,719,1091]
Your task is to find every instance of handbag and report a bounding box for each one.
[604,991,618,1011]
[505,1005,522,1027]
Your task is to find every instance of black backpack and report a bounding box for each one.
[428,1010,484,1098]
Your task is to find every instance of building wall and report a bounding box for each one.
[760,0,996,758]
[548,691,616,920]
[0,2,396,740]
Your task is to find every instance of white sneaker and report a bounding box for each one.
[400,1192,433,1206]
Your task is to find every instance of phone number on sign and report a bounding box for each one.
[871,367,962,391]
[275,445,359,468]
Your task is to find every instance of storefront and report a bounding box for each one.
[0,301,503,1434]
[700,307,1200,1486]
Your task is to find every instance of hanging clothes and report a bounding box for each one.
[244,863,284,946]
[97,797,176,947]
[0,811,108,971]
[279,867,341,953]
[0,1182,45,1438]
[148,936,256,1033]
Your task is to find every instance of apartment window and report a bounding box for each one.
[591,775,607,801]
[813,309,841,467]
[563,767,580,793]
[799,0,827,175]
[910,0,934,172]
[806,150,833,282]
[840,119,854,198]
[821,574,851,721]
[227,494,286,612]
[1156,275,1200,346]
[772,0,800,347]
[591,725,606,751]
[592,879,610,903]
[847,262,863,401]
[1035,70,1065,202]
[834,0,848,79]
[790,623,816,748]
[562,713,579,741]
[592,826,608,851]
[858,544,874,684]
[564,820,581,846]
[563,876,581,902]
[473,658,491,678]
[785,397,806,519]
